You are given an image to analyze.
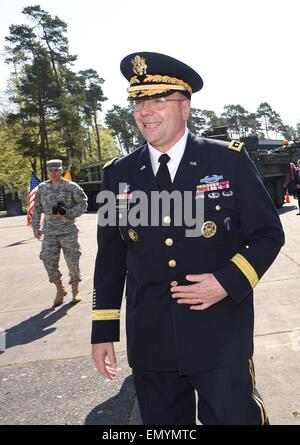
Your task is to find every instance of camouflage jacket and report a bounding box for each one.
[31,179,88,235]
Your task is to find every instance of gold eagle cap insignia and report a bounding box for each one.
[131,55,147,76]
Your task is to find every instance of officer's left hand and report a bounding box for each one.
[171,274,228,311]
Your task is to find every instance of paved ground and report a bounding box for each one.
[0,200,299,425]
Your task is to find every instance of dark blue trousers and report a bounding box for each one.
[133,358,268,425]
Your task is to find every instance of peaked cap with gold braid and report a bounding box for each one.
[120,52,203,100]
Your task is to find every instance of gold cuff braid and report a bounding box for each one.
[230,254,259,288]
[92,309,120,321]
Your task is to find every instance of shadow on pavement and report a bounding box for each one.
[4,303,75,350]
[85,375,137,425]
[3,239,33,248]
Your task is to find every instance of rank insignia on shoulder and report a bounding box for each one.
[103,157,119,169]
[228,141,244,152]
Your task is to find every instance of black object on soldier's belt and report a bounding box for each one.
[52,202,66,216]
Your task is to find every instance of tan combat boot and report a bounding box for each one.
[53,280,67,307]
[71,282,81,304]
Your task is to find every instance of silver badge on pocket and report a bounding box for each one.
[208,192,220,199]
[222,190,233,197]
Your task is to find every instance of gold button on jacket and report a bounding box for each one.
[168,260,176,268]
[165,238,174,247]
[92,132,285,375]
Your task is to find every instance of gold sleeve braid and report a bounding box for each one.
[92,309,120,321]
[230,254,259,288]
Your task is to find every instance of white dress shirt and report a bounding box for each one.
[148,127,189,182]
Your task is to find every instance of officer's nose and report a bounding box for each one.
[139,101,155,116]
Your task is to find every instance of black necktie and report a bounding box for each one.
[156,154,172,191]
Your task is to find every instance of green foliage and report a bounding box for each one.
[0,115,32,191]
[4,4,107,180]
[81,127,119,164]
[2,5,300,194]
[99,128,119,160]
[256,102,283,138]
[188,109,226,135]
[190,102,297,141]
[221,104,254,138]
[295,124,300,141]
[105,105,144,153]
[77,69,107,160]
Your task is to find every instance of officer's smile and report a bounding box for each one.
[143,122,161,129]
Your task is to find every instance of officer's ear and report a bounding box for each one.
[182,98,191,122]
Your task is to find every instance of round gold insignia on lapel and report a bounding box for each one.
[128,228,139,241]
[201,221,217,238]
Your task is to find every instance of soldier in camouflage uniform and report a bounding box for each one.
[32,159,88,306]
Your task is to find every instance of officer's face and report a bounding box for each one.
[133,92,191,152]
[48,168,63,181]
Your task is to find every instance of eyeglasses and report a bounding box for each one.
[129,97,187,112]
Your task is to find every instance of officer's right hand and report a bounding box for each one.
[92,343,116,380]
[34,230,43,240]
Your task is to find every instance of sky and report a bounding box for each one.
[0,0,299,127]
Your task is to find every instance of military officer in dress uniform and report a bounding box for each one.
[32,159,88,306]
[91,52,285,425]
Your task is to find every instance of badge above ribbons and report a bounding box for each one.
[200,175,224,184]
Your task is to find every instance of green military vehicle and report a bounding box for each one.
[285,141,300,165]
[202,127,291,208]
[77,160,106,211]
[78,127,293,210]
[0,185,6,212]
[247,145,290,207]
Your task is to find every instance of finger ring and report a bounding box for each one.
[195,298,200,304]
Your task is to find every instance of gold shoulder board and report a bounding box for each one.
[103,157,119,169]
[228,140,244,152]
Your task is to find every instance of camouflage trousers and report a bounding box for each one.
[40,232,82,284]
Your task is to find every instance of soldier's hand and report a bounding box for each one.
[92,343,116,380]
[171,273,228,311]
[34,230,43,240]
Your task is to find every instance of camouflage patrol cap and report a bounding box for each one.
[47,159,63,170]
